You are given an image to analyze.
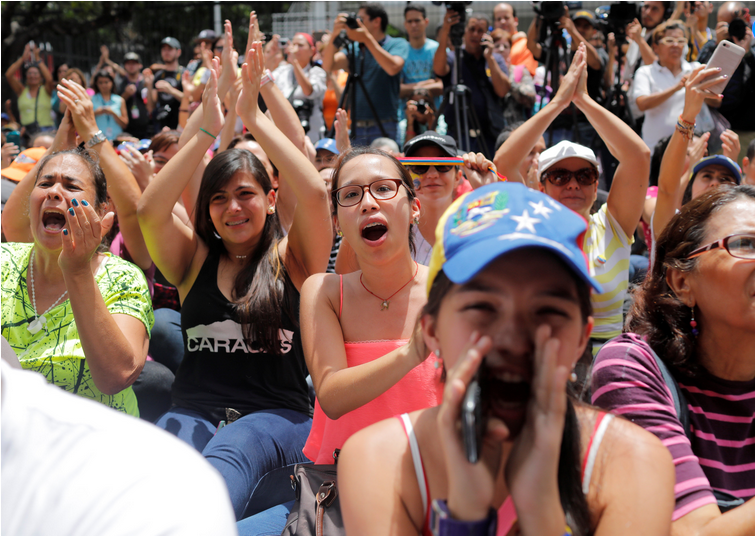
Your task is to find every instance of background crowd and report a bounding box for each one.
[1,1,753,536]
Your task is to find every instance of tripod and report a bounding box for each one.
[326,38,388,141]
[605,34,635,130]
[535,19,581,147]
[439,44,489,156]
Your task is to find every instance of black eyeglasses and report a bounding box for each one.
[687,233,755,260]
[541,167,598,187]
[334,179,404,207]
[407,164,454,175]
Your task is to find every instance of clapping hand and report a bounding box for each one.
[334,108,350,153]
[200,59,224,141]
[56,78,99,142]
[720,130,741,162]
[119,145,155,192]
[59,197,115,275]
[237,43,265,125]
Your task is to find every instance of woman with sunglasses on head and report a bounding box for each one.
[137,38,331,521]
[630,19,718,151]
[237,145,448,534]
[495,43,650,358]
[592,185,754,535]
[337,182,675,535]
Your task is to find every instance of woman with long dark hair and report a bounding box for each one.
[592,185,755,535]
[137,42,331,521]
[337,182,675,535]
[91,70,128,141]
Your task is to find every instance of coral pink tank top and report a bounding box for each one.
[302,275,443,464]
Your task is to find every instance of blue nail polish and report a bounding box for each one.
[63,229,68,236]
[69,208,75,215]
[81,200,89,206]
[71,198,79,207]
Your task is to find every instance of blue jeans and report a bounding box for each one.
[352,120,399,147]
[156,407,312,520]
[149,308,184,374]
[237,500,295,536]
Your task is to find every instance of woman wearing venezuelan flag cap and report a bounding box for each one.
[337,181,675,535]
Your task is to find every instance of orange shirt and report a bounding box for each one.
[510,34,538,77]
[322,70,349,130]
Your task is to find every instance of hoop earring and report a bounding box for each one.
[690,306,699,336]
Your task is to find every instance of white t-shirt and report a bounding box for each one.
[631,59,713,150]
[1,359,237,536]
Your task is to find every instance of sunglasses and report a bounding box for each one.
[687,233,755,260]
[541,167,598,187]
[334,178,404,207]
[658,37,687,46]
[407,164,454,175]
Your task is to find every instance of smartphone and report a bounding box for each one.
[6,130,21,149]
[462,364,486,464]
[706,40,746,94]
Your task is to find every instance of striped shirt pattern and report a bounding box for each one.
[584,204,632,344]
[591,333,755,520]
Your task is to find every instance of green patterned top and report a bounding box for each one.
[1,242,154,417]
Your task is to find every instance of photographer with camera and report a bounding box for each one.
[401,87,439,146]
[682,1,715,61]
[696,2,754,140]
[322,3,409,145]
[433,10,509,158]
[273,33,327,143]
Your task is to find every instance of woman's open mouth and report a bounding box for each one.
[42,210,66,233]
[361,221,388,244]
[481,367,531,438]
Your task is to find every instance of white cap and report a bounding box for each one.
[538,140,599,174]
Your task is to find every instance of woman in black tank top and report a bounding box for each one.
[138,36,332,521]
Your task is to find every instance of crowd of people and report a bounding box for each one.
[1,1,753,536]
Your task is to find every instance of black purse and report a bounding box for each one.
[281,450,344,536]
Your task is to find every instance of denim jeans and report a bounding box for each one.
[148,308,184,374]
[156,407,312,520]
[352,120,398,147]
[237,500,295,536]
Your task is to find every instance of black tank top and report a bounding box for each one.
[172,249,311,426]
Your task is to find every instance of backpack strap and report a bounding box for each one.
[647,344,691,440]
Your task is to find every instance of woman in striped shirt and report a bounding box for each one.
[592,184,755,535]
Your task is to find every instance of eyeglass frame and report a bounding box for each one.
[540,167,599,187]
[407,164,455,175]
[333,178,406,208]
[657,37,687,46]
[686,233,755,260]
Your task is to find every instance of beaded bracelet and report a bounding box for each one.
[678,115,695,129]
[260,69,275,87]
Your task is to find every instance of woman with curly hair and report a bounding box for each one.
[592,184,754,535]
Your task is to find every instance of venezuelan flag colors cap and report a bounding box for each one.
[427,182,601,294]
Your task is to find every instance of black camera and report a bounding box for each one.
[279,37,290,49]
[729,17,747,41]
[345,13,360,29]
[292,98,314,133]
[596,3,639,41]
[416,99,429,114]
[533,1,583,24]
[432,1,471,47]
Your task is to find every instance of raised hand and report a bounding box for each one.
[217,19,238,100]
[681,64,726,122]
[56,78,99,140]
[49,107,77,153]
[573,44,589,106]
[720,129,741,163]
[22,43,32,63]
[504,325,571,535]
[181,69,196,100]
[58,198,115,275]
[119,145,154,191]
[142,68,154,89]
[461,152,498,188]
[334,108,350,153]
[554,43,586,107]
[237,43,264,125]
[437,333,509,522]
[200,59,224,140]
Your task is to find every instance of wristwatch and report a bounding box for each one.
[430,499,497,536]
[86,130,107,149]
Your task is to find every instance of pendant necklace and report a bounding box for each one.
[27,249,68,334]
[360,262,419,311]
